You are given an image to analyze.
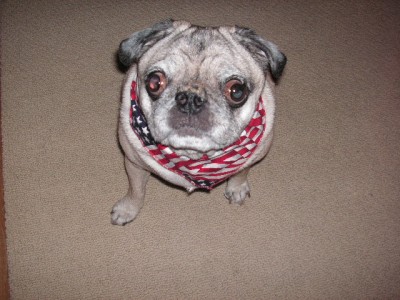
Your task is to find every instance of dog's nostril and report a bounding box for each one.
[193,95,203,108]
[175,92,188,106]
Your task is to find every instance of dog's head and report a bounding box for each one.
[119,20,286,159]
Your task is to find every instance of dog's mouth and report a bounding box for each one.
[159,132,223,159]
[173,126,206,139]
[168,101,216,133]
[159,112,225,156]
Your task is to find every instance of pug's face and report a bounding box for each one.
[119,20,286,159]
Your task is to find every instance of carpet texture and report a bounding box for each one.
[2,1,400,299]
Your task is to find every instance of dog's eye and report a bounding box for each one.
[224,79,249,107]
[145,71,167,99]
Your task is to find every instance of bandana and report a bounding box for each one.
[129,81,266,190]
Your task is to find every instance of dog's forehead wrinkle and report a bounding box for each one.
[168,26,233,56]
[143,29,247,86]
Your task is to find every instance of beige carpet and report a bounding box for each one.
[2,0,400,299]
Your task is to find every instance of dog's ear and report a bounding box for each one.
[234,26,287,82]
[118,19,177,67]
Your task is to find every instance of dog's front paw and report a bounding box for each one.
[224,180,250,205]
[111,197,141,226]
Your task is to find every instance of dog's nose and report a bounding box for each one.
[175,91,205,114]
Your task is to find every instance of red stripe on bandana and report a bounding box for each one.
[129,81,266,190]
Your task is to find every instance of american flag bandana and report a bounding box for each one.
[129,81,266,190]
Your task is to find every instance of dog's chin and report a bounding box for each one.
[160,133,224,160]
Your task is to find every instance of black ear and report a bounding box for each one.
[118,19,176,67]
[234,26,287,82]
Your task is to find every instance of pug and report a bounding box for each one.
[111,20,286,225]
